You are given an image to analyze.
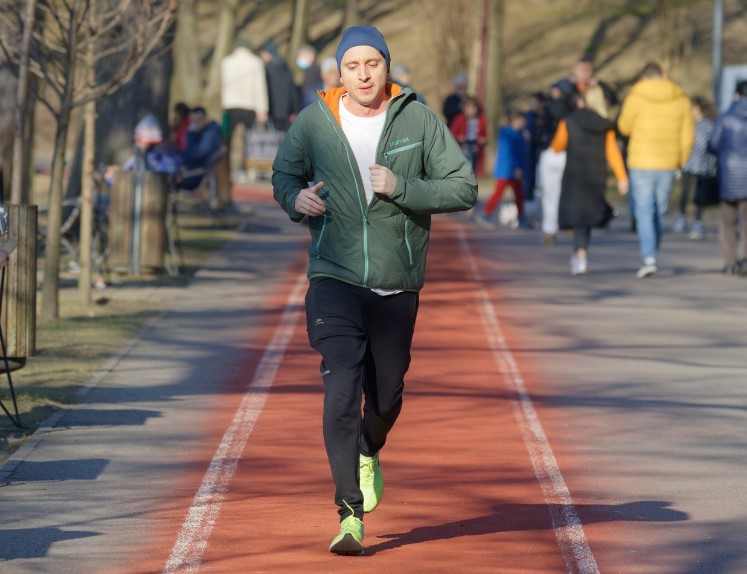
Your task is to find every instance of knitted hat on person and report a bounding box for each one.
[133,114,162,145]
[260,41,278,56]
[335,26,390,72]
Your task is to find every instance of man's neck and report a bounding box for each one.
[342,92,389,118]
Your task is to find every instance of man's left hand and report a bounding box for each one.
[369,164,397,197]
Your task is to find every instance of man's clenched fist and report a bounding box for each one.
[294,181,326,216]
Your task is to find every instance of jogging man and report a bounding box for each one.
[272,26,477,555]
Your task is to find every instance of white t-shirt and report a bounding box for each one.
[339,95,386,205]
[339,95,400,297]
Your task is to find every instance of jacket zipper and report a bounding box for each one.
[319,99,370,284]
[404,218,413,267]
[314,213,328,257]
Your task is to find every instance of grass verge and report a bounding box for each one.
[0,208,244,462]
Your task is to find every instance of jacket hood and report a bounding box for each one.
[569,108,612,134]
[319,82,405,124]
[727,98,747,118]
[630,78,687,104]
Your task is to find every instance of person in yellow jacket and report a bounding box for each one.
[618,62,694,278]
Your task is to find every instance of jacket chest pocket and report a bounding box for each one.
[383,140,424,173]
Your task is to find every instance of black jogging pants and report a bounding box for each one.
[305,277,419,520]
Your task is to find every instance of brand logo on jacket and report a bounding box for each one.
[388,137,410,149]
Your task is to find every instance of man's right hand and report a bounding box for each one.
[294,181,326,216]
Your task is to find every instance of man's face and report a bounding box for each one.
[189,112,207,131]
[339,45,388,111]
[572,62,593,86]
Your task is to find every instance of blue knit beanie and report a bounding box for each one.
[335,26,390,72]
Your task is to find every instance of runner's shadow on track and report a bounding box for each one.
[365,500,687,555]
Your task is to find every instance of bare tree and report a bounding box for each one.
[418,0,476,114]
[0,0,177,319]
[289,0,311,84]
[343,0,359,29]
[172,0,201,105]
[9,0,36,205]
[484,0,505,137]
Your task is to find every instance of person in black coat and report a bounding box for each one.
[549,86,629,275]
[259,42,298,131]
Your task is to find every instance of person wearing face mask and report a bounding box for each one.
[296,43,323,110]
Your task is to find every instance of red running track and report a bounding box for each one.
[131,207,629,573]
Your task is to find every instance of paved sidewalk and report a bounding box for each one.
[0,196,308,573]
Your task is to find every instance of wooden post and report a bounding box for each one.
[1,205,37,359]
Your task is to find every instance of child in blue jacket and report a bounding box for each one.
[476,110,531,228]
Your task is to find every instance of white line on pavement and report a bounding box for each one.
[459,228,600,574]
[163,274,307,574]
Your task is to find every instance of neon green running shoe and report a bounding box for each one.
[329,508,364,555]
[360,452,384,513]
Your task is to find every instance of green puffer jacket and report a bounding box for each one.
[272,84,477,291]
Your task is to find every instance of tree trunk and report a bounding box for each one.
[10,0,37,205]
[21,78,37,205]
[204,0,241,115]
[172,0,202,105]
[41,107,72,320]
[343,0,359,29]
[289,0,311,84]
[79,0,97,304]
[0,66,16,201]
[484,0,504,139]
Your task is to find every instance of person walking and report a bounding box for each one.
[708,80,747,276]
[442,72,469,128]
[221,38,269,173]
[550,86,628,275]
[617,62,694,278]
[673,96,718,240]
[539,80,575,244]
[296,43,323,110]
[450,95,487,176]
[272,26,477,555]
[524,92,552,206]
[259,42,298,131]
[476,109,531,229]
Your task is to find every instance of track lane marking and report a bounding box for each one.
[163,273,307,574]
[459,228,600,574]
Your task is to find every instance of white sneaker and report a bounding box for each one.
[672,214,686,233]
[570,256,587,276]
[688,220,704,240]
[636,258,658,279]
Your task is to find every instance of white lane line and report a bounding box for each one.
[458,229,600,574]
[163,274,307,574]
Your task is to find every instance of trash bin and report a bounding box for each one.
[108,156,168,274]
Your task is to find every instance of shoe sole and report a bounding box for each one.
[329,533,364,555]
